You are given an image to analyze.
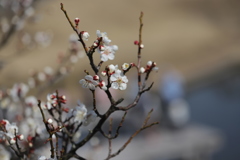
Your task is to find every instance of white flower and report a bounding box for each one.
[82,31,90,41]
[147,61,152,67]
[108,64,118,74]
[99,45,118,62]
[73,131,81,142]
[38,72,46,81]
[122,63,130,70]
[0,120,18,139]
[152,66,159,71]
[110,69,128,90]
[79,75,98,90]
[38,156,47,160]
[44,66,53,75]
[84,111,97,126]
[96,30,111,45]
[46,92,57,108]
[73,103,87,123]
[10,83,29,102]
[69,33,78,43]
[25,96,38,107]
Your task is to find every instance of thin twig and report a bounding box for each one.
[107,118,113,157]
[91,90,102,118]
[105,109,159,160]
[37,100,55,158]
[137,12,144,90]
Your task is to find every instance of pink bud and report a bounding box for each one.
[10,138,16,144]
[74,18,80,25]
[93,75,99,80]
[18,134,24,140]
[134,40,139,45]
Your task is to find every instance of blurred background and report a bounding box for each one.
[1,0,240,160]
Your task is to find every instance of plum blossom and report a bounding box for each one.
[0,120,19,144]
[10,83,29,102]
[46,92,57,109]
[73,102,87,123]
[79,75,98,90]
[110,69,128,90]
[81,31,90,41]
[108,64,118,74]
[96,30,111,45]
[99,45,118,62]
[25,96,38,107]
[84,111,97,126]
[96,30,118,62]
[38,156,47,160]
[122,63,130,70]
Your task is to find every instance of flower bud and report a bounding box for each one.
[74,18,80,25]
[101,71,107,76]
[93,75,99,80]
[47,118,53,124]
[140,44,144,49]
[18,134,24,140]
[147,61,152,67]
[134,40,139,45]
[10,138,16,144]
[81,31,90,41]
[140,67,145,73]
[99,45,105,51]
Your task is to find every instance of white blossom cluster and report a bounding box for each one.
[79,63,129,91]
[0,119,24,144]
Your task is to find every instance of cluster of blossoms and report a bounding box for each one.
[0,5,159,159]
[140,61,158,74]
[0,119,24,144]
[79,63,130,91]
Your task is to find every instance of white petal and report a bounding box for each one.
[122,76,128,83]
[111,82,119,89]
[108,53,115,60]
[88,84,96,90]
[96,30,101,37]
[85,75,93,81]
[101,54,108,62]
[119,83,127,90]
[110,75,118,81]
[79,79,85,85]
[112,45,118,51]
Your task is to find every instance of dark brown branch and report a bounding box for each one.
[73,153,86,160]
